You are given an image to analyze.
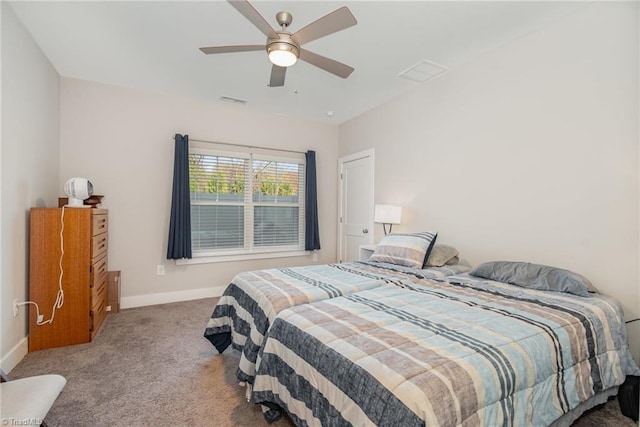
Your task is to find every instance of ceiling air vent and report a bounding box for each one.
[219,96,248,105]
[398,59,448,83]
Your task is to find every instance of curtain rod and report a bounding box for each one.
[174,136,306,155]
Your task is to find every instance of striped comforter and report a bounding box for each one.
[204,261,470,383]
[253,274,640,426]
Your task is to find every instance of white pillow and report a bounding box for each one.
[424,244,459,267]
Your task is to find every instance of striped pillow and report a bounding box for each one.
[369,232,438,268]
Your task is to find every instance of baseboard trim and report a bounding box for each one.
[120,286,226,309]
[1,336,28,373]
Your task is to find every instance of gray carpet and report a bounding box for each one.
[8,298,636,426]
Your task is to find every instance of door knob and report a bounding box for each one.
[362,229,368,234]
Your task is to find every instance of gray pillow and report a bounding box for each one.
[469,261,595,297]
[424,244,459,267]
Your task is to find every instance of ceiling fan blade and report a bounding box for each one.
[299,49,354,79]
[200,45,265,55]
[269,65,286,87]
[292,6,357,46]
[228,0,277,39]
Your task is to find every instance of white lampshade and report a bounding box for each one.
[374,204,402,225]
[268,43,298,67]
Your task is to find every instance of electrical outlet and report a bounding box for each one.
[312,252,318,262]
[13,299,19,317]
[156,265,165,276]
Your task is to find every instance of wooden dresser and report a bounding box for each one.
[29,207,109,351]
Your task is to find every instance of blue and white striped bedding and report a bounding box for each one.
[204,261,470,383]
[252,273,640,426]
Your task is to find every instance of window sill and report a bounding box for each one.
[175,250,311,265]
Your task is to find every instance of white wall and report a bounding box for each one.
[340,3,640,362]
[59,78,338,306]
[1,3,60,371]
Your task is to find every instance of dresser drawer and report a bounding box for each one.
[92,214,108,236]
[90,277,108,338]
[90,301,107,338]
[91,255,108,288]
[91,233,108,262]
[92,272,108,306]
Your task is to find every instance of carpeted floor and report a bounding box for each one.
[7,298,636,426]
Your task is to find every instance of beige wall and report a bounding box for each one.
[340,3,640,362]
[59,78,339,305]
[1,3,60,370]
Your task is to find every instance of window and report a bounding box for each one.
[189,147,305,257]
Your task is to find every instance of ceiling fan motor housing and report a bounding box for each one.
[266,33,300,60]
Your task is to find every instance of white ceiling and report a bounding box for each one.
[9,1,587,124]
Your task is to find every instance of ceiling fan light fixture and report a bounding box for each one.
[267,42,299,67]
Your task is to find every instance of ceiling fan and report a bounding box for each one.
[200,0,357,87]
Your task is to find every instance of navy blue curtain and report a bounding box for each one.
[167,134,192,259]
[304,150,321,250]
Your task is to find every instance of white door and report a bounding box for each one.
[338,149,374,262]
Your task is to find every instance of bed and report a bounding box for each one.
[204,258,470,384]
[252,270,640,426]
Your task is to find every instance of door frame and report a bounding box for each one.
[337,149,375,262]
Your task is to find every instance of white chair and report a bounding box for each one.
[0,370,66,427]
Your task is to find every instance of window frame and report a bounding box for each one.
[180,146,307,264]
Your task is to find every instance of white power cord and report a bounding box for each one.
[17,207,65,325]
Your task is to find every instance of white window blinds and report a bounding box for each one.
[189,148,305,255]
